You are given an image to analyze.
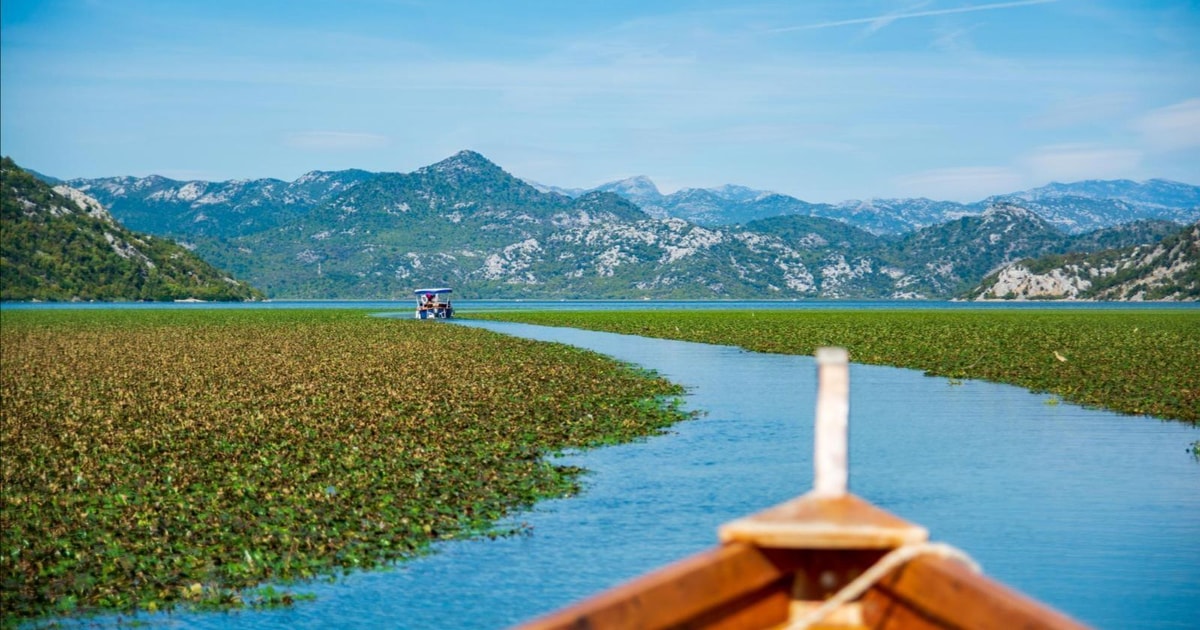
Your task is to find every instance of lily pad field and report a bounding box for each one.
[0,309,687,625]
[2,307,1197,626]
[471,309,1200,424]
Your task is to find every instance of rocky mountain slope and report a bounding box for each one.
[969,221,1199,301]
[67,169,375,240]
[39,151,1193,300]
[1,157,262,301]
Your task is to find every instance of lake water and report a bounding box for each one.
[98,317,1200,630]
[4,298,1200,313]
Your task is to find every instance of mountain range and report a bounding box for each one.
[18,150,1186,301]
[538,175,1200,236]
[70,161,1200,242]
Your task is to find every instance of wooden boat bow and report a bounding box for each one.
[515,348,1090,630]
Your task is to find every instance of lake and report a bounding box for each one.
[90,314,1200,630]
[4,298,1199,313]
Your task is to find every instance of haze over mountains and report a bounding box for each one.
[7,150,1199,301]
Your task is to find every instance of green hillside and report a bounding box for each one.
[1,157,263,302]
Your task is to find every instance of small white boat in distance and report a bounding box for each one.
[414,287,454,319]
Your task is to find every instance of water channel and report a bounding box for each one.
[79,318,1199,629]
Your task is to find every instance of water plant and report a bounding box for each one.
[467,309,1200,424]
[0,309,689,624]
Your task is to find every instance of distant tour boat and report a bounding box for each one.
[414,287,454,319]
[516,348,1088,630]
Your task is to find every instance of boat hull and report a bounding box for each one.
[517,540,1088,630]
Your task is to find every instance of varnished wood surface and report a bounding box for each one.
[513,544,1090,630]
[862,555,1092,630]
[719,492,929,550]
[515,542,794,630]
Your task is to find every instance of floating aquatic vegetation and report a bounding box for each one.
[467,309,1199,424]
[0,309,688,624]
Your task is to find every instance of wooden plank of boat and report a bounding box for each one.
[719,492,928,550]
[516,541,1086,629]
[514,348,1091,630]
[863,553,1088,630]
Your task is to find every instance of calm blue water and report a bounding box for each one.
[83,318,1200,630]
[3,298,1198,312]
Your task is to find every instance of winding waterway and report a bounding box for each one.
[88,318,1198,629]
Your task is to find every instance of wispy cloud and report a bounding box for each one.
[284,131,390,151]
[928,25,966,49]
[892,166,1024,201]
[1133,98,1200,151]
[769,0,1061,33]
[1023,93,1137,130]
[1023,144,1142,182]
[861,1,934,37]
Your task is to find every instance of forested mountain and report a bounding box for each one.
[968,221,1199,301]
[1059,219,1185,252]
[1,157,262,301]
[38,151,1194,300]
[890,203,1065,295]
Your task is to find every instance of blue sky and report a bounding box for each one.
[2,0,1197,202]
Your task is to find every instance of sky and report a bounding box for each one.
[1,0,1198,202]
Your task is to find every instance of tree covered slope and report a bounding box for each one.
[1,157,263,302]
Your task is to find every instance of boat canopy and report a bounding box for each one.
[413,288,453,295]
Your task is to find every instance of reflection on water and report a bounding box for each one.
[97,321,1200,629]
